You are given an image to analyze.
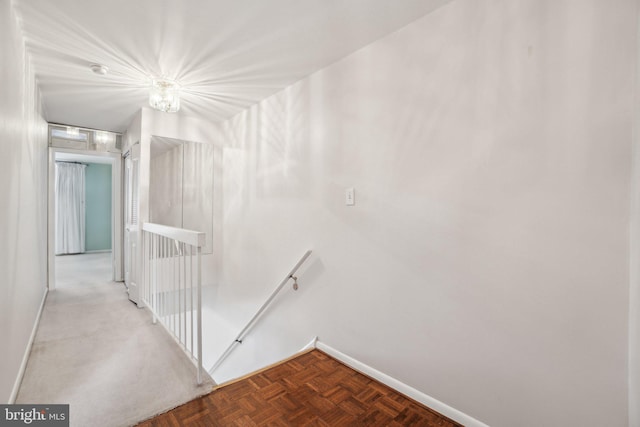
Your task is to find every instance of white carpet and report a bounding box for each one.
[54,252,113,288]
[16,253,214,427]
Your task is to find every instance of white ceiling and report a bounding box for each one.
[14,0,450,133]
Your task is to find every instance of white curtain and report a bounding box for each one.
[55,162,87,255]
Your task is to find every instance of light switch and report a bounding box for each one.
[345,187,355,206]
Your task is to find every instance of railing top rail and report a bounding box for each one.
[143,222,206,247]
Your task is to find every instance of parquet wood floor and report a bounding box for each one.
[137,350,462,427]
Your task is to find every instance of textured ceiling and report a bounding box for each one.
[14,0,450,132]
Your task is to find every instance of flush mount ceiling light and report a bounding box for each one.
[149,78,181,113]
[90,63,109,75]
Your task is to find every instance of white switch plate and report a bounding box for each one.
[345,187,355,206]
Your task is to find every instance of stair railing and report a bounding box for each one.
[208,250,312,375]
[142,222,205,384]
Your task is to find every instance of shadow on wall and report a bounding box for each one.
[256,82,311,200]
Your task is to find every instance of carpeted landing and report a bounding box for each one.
[16,253,214,427]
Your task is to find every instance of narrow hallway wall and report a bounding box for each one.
[210,0,637,425]
[0,0,49,403]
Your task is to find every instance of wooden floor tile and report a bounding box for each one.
[137,350,462,427]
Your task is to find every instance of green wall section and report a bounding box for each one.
[85,163,112,251]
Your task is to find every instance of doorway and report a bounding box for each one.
[48,147,123,290]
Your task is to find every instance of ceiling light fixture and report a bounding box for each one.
[90,63,109,75]
[149,78,180,113]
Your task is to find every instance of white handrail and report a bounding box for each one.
[142,222,206,384]
[208,250,312,375]
[143,222,205,247]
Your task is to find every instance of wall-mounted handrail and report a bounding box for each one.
[142,222,205,384]
[208,250,312,375]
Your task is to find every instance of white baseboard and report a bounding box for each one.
[84,249,112,254]
[300,336,318,352]
[315,340,490,427]
[9,289,48,404]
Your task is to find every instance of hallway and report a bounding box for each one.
[3,0,639,425]
[16,253,214,427]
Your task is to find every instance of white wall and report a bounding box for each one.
[208,1,637,426]
[629,2,640,425]
[0,0,49,403]
[127,108,221,288]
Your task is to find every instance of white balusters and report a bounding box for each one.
[141,223,206,384]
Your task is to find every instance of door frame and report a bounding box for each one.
[47,147,124,290]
